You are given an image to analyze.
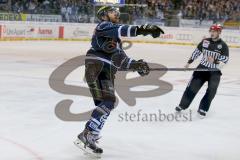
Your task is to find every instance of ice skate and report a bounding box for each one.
[74,129,103,158]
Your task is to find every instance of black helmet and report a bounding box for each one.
[97,6,120,20]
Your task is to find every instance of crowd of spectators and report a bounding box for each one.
[10,0,57,14]
[5,0,93,22]
[58,0,177,23]
[180,0,240,21]
[59,0,93,22]
[0,0,239,23]
[0,0,175,23]
[125,0,174,20]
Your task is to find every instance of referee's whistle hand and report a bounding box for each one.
[207,56,214,63]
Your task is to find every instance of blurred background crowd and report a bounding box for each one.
[0,0,239,25]
[180,0,240,21]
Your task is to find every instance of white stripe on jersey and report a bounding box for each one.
[218,55,229,63]
[198,49,228,68]
[118,26,123,39]
[190,48,202,60]
[127,26,131,37]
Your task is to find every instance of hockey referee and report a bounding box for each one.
[175,24,229,118]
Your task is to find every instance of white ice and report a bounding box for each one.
[0,41,240,160]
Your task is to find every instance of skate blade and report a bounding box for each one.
[197,114,206,119]
[74,139,102,158]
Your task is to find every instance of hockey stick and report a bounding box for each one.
[119,68,219,71]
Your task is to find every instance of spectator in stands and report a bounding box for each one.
[27,0,37,14]
[60,2,67,22]
[12,1,24,13]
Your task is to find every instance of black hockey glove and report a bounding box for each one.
[129,59,150,76]
[136,24,164,38]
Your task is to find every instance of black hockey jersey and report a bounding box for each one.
[86,21,138,70]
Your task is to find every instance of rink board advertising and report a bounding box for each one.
[0,21,239,48]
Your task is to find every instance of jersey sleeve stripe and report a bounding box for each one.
[118,26,123,39]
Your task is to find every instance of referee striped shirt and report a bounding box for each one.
[188,38,229,68]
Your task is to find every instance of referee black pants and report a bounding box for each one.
[179,65,222,112]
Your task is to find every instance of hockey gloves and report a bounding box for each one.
[136,24,164,38]
[130,59,150,76]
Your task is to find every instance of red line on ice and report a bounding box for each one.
[0,137,43,160]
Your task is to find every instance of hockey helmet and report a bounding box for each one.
[97,6,120,20]
[209,24,223,32]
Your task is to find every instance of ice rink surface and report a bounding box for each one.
[0,41,240,160]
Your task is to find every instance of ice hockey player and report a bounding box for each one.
[74,6,164,156]
[175,24,229,118]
